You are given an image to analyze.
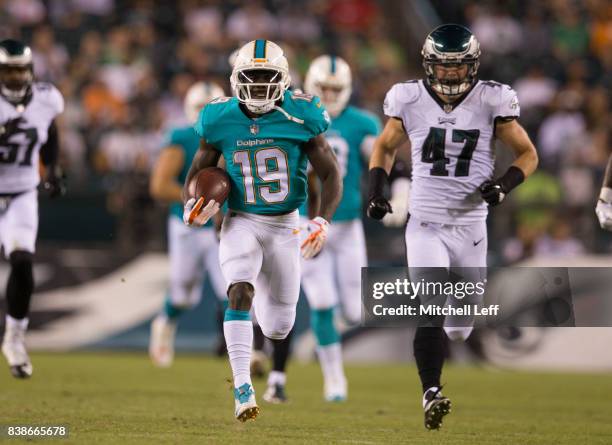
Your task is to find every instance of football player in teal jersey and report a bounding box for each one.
[182,40,342,422]
[298,55,381,401]
[149,81,227,367]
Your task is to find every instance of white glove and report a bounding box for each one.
[300,216,329,259]
[183,197,220,227]
[383,178,411,227]
[596,187,612,231]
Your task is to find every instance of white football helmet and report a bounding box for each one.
[230,39,291,114]
[183,81,225,124]
[304,55,352,117]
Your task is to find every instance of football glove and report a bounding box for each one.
[479,180,506,206]
[300,216,329,259]
[383,177,411,227]
[596,187,612,231]
[183,197,220,227]
[42,165,66,198]
[367,197,393,220]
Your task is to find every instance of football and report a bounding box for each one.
[189,167,230,205]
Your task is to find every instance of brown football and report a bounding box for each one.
[189,167,230,205]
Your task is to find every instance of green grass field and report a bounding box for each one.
[1,352,611,444]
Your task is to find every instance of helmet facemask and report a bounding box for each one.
[0,64,33,104]
[423,57,479,98]
[313,82,350,117]
[232,68,288,114]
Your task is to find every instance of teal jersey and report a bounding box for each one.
[194,90,330,215]
[164,125,213,227]
[299,106,381,221]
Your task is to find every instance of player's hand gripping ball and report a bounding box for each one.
[183,167,230,226]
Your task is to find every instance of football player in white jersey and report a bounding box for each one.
[367,25,538,429]
[148,81,227,368]
[0,39,65,378]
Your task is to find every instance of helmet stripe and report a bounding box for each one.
[330,55,336,74]
[254,39,266,59]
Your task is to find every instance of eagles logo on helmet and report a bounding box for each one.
[421,24,481,98]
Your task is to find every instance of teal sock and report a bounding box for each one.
[224,309,251,322]
[311,308,339,346]
[163,297,184,320]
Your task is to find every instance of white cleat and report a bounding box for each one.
[2,321,33,379]
[234,383,259,422]
[324,376,348,402]
[149,315,176,368]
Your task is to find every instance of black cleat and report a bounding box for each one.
[423,387,451,430]
[262,383,288,404]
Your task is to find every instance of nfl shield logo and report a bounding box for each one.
[250,124,259,135]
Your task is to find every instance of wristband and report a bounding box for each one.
[368,167,389,199]
[498,166,525,193]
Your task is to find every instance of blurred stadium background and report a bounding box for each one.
[1,0,611,372]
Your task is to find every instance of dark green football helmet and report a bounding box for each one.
[422,24,480,98]
[0,39,34,104]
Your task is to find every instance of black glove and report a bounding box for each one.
[367,167,393,220]
[479,166,525,207]
[367,196,393,220]
[42,166,66,198]
[479,180,505,206]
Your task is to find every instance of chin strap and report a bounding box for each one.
[273,105,304,124]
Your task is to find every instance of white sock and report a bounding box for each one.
[267,370,286,386]
[317,342,345,383]
[224,320,253,389]
[5,315,28,331]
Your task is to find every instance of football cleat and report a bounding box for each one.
[2,322,32,379]
[324,376,348,402]
[262,383,288,404]
[250,349,267,379]
[423,386,452,430]
[149,315,176,368]
[234,383,259,422]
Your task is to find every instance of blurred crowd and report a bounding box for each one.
[1,0,611,262]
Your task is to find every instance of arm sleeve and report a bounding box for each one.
[305,96,331,137]
[40,120,59,166]
[193,106,208,140]
[164,128,181,147]
[49,84,65,116]
[383,84,403,119]
[494,85,520,120]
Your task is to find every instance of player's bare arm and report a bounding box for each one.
[479,119,538,206]
[595,154,612,230]
[149,145,185,202]
[306,169,321,219]
[367,117,409,219]
[182,140,221,226]
[302,134,342,222]
[300,134,342,259]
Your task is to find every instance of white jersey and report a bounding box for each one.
[0,82,64,193]
[384,79,520,224]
